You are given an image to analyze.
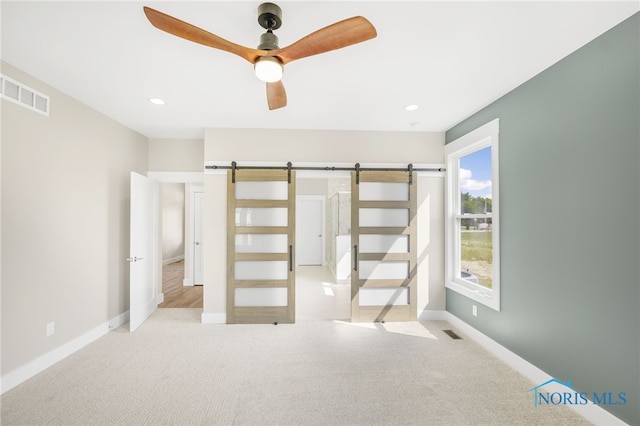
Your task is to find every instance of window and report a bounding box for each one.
[444,119,500,311]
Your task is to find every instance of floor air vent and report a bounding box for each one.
[1,74,50,116]
[443,329,462,340]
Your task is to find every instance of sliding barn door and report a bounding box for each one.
[351,170,417,322]
[227,169,296,324]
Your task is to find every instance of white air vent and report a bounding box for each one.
[1,74,50,116]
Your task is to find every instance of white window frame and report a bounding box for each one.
[444,119,500,311]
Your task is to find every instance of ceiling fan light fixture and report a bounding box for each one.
[143,5,377,109]
[254,56,283,83]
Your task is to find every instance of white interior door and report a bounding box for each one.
[129,172,159,331]
[194,192,204,285]
[296,197,324,266]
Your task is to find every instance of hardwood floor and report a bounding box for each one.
[159,260,203,308]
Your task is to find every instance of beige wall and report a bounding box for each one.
[203,128,445,320]
[205,128,443,164]
[148,138,203,172]
[203,174,227,317]
[417,176,445,312]
[1,62,148,375]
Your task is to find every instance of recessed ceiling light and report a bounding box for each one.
[405,104,419,111]
[149,98,165,105]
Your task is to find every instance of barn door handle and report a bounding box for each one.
[289,245,293,272]
[353,245,358,271]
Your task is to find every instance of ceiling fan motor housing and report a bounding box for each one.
[258,3,282,30]
[258,32,279,50]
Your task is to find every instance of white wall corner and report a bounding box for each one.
[1,311,129,395]
[201,313,226,324]
[418,310,448,321]
[443,312,627,426]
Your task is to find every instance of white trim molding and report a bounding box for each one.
[418,310,448,321]
[444,312,626,426]
[201,313,226,324]
[444,119,501,311]
[1,311,130,394]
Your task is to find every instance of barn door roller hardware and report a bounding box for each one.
[208,162,443,182]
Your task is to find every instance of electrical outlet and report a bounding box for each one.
[46,322,55,336]
[472,305,478,317]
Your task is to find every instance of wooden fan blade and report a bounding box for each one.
[267,81,287,110]
[143,7,266,63]
[271,16,376,65]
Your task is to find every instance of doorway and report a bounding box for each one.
[295,176,351,320]
[158,181,204,308]
[295,170,418,322]
[159,260,203,308]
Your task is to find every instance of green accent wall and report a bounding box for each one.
[445,13,639,424]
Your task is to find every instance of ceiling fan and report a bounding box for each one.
[143,3,377,110]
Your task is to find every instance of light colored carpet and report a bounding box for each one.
[1,309,590,425]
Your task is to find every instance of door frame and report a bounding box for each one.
[296,195,326,266]
[147,172,204,288]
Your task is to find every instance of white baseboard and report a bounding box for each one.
[162,255,184,266]
[443,312,626,426]
[156,293,165,304]
[418,309,447,321]
[108,311,130,331]
[183,276,193,286]
[1,310,130,395]
[201,313,226,324]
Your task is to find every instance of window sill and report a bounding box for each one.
[446,278,500,311]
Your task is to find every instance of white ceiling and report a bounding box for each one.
[2,1,638,139]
